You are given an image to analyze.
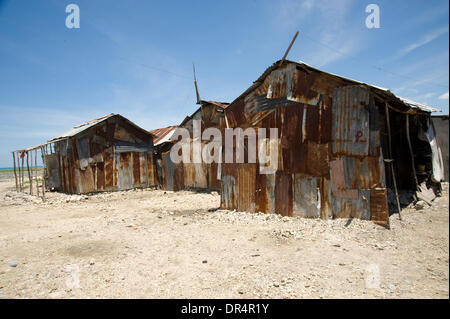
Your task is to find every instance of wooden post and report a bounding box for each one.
[41,146,46,199]
[405,114,419,190]
[12,152,18,191]
[35,149,40,197]
[279,31,299,67]
[21,153,25,193]
[17,153,22,192]
[26,151,32,195]
[385,103,402,220]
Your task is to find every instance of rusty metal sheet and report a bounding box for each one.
[147,153,156,186]
[370,188,389,228]
[237,164,256,212]
[275,172,293,216]
[183,163,195,188]
[194,163,207,189]
[173,162,184,191]
[116,152,132,190]
[330,189,370,219]
[332,86,370,156]
[255,173,275,213]
[162,151,174,191]
[221,175,237,210]
[221,164,238,210]
[209,162,220,190]
[132,152,141,186]
[319,177,332,219]
[76,166,95,194]
[96,162,105,191]
[105,148,114,189]
[306,142,329,177]
[293,174,319,218]
[139,152,148,186]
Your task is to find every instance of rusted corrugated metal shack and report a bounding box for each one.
[220,60,443,227]
[45,114,157,194]
[152,100,229,191]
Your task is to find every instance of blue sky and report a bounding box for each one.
[0,0,448,167]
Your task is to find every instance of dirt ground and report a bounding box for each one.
[0,177,448,299]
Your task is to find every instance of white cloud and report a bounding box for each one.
[439,92,449,100]
[398,26,449,57]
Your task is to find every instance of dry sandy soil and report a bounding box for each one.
[0,177,448,299]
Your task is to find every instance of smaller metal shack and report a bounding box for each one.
[220,60,444,228]
[151,100,229,191]
[45,114,157,194]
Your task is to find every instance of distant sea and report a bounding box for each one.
[0,166,43,170]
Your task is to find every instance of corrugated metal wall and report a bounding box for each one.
[221,63,389,226]
[49,116,157,194]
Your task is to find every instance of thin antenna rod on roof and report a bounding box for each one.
[279,31,299,67]
[193,63,201,104]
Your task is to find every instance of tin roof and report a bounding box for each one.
[48,113,154,143]
[200,100,230,109]
[149,125,178,146]
[232,60,441,113]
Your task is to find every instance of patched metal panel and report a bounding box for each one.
[139,152,148,186]
[147,153,157,186]
[370,188,389,227]
[332,86,370,156]
[183,163,196,188]
[331,190,370,219]
[222,175,237,209]
[194,163,207,189]
[45,153,61,190]
[275,172,293,216]
[237,164,256,212]
[293,174,319,218]
[116,152,133,190]
[162,151,174,191]
[256,173,275,213]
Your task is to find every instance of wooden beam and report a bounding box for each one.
[35,149,40,197]
[385,103,402,220]
[26,151,32,195]
[21,153,25,193]
[41,146,46,199]
[405,114,419,190]
[279,31,299,67]
[12,152,18,192]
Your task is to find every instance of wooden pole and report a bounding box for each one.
[12,152,18,191]
[35,149,40,197]
[385,103,402,220]
[17,153,22,192]
[26,151,32,195]
[41,146,46,199]
[279,31,299,67]
[405,114,419,190]
[21,153,25,193]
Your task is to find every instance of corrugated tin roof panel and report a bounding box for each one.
[149,126,178,145]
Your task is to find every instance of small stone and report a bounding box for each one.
[202,260,208,264]
[273,282,280,287]
[9,261,17,267]
[415,201,425,210]
[89,259,95,265]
